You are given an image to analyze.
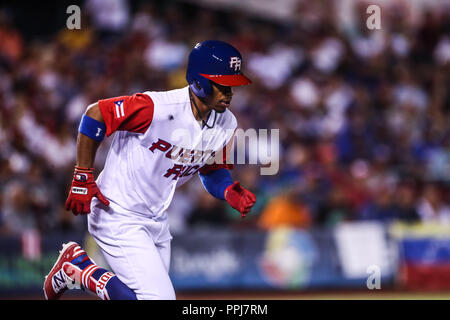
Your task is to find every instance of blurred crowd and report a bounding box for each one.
[0,0,449,236]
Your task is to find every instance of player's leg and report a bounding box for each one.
[96,233,175,300]
[156,237,171,274]
[87,202,176,300]
[43,241,137,300]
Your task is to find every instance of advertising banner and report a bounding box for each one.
[334,222,397,281]
[0,232,85,296]
[0,223,397,296]
[169,225,395,290]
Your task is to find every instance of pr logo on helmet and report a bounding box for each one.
[229,57,241,71]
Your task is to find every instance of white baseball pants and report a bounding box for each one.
[87,198,175,300]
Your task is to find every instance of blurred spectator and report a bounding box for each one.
[392,183,421,223]
[315,188,353,227]
[187,192,229,228]
[335,105,376,163]
[417,184,450,224]
[1,181,38,234]
[248,43,303,89]
[359,185,398,222]
[0,11,23,67]
[258,190,312,230]
[144,37,188,72]
[85,0,130,33]
[0,0,448,234]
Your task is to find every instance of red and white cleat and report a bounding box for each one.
[43,242,85,300]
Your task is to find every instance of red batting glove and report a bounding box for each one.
[224,181,256,218]
[65,166,110,215]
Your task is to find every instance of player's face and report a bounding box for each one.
[208,82,233,113]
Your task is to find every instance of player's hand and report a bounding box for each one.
[225,181,256,218]
[65,166,110,215]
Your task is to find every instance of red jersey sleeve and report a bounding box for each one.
[98,93,154,137]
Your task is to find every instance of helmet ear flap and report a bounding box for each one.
[189,76,212,98]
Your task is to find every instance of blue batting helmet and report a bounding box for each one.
[186,40,252,98]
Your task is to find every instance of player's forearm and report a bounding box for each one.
[76,133,100,168]
[198,168,234,200]
[76,103,105,168]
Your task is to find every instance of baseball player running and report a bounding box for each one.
[43,40,256,300]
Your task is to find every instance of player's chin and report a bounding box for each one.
[214,102,230,113]
[214,106,227,113]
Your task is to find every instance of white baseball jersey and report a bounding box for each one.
[95,86,236,219]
